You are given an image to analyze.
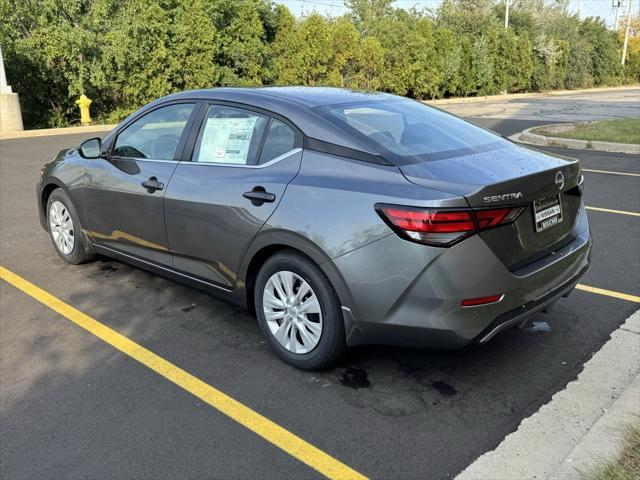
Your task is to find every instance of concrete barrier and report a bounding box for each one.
[0,93,24,133]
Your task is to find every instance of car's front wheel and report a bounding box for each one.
[46,189,94,264]
[255,251,346,370]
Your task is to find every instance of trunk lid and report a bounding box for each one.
[400,144,583,271]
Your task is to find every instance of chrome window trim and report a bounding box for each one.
[181,148,302,169]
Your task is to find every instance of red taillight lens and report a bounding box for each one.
[461,294,504,307]
[475,207,524,229]
[377,204,523,247]
[383,208,475,232]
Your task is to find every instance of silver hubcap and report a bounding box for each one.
[263,271,322,354]
[49,200,75,255]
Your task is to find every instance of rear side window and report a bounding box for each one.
[112,103,194,160]
[258,120,296,164]
[192,105,268,165]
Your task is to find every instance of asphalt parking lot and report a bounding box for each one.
[1,121,639,479]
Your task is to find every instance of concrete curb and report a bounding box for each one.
[456,310,640,480]
[510,124,640,154]
[552,375,639,479]
[0,124,115,140]
[426,85,640,106]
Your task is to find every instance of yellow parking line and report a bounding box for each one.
[585,206,640,217]
[576,284,640,303]
[582,168,640,177]
[0,266,367,480]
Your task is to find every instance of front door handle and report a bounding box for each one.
[243,187,276,206]
[142,177,164,193]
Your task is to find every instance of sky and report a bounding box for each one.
[277,0,639,28]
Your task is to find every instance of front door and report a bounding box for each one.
[84,102,196,266]
[164,104,302,288]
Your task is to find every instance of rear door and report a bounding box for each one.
[84,102,197,266]
[164,103,302,288]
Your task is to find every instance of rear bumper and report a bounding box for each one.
[474,263,588,343]
[332,203,592,348]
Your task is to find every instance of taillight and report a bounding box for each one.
[461,294,504,307]
[376,204,524,247]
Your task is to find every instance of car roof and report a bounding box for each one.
[166,86,399,109]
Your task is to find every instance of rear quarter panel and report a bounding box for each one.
[261,150,469,260]
[242,150,469,321]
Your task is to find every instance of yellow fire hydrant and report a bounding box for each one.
[75,94,92,125]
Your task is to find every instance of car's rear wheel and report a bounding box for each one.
[255,251,346,370]
[47,189,94,264]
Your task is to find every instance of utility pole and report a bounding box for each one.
[621,0,633,65]
[504,0,510,29]
[613,0,622,30]
[578,0,582,17]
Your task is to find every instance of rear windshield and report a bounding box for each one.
[317,99,509,163]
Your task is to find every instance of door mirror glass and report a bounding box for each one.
[79,137,102,159]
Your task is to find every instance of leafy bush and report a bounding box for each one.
[0,0,636,128]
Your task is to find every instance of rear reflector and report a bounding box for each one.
[376,204,524,247]
[461,294,504,307]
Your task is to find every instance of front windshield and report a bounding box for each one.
[318,99,509,163]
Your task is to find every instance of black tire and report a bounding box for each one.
[46,188,94,264]
[254,251,347,370]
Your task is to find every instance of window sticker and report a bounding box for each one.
[196,117,257,164]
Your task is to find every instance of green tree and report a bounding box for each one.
[472,36,494,95]
[99,0,172,119]
[168,0,220,91]
[0,0,632,128]
[579,17,622,85]
[355,36,384,90]
[211,0,271,85]
[327,17,360,86]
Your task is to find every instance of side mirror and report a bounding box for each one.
[78,137,103,159]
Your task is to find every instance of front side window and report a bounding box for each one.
[258,120,296,164]
[112,103,195,160]
[318,99,509,163]
[193,106,268,165]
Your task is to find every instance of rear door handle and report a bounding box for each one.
[142,177,164,193]
[243,188,276,205]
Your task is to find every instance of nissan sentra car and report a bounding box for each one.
[37,87,591,369]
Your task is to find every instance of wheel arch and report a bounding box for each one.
[239,230,356,325]
[40,178,70,231]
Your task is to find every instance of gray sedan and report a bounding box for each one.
[37,87,591,369]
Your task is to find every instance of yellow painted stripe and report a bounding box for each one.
[0,266,367,480]
[582,168,640,178]
[586,206,640,217]
[576,284,640,303]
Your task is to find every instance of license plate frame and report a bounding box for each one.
[533,194,563,232]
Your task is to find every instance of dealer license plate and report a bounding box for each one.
[533,194,563,232]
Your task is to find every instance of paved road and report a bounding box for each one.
[438,87,640,122]
[1,121,638,479]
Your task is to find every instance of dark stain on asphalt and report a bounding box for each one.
[181,305,196,313]
[98,264,118,274]
[432,380,457,396]
[340,367,371,389]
